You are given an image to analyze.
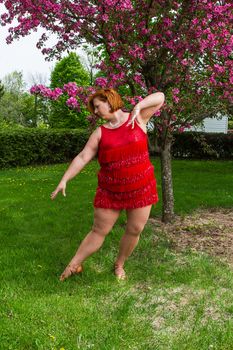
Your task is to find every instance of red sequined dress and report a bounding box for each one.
[94,113,159,209]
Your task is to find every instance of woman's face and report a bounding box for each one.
[93,98,111,119]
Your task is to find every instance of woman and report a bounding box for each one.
[51,88,165,280]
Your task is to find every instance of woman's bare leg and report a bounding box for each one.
[114,205,152,279]
[60,207,121,280]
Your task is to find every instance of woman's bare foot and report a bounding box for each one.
[60,264,83,281]
[114,263,126,280]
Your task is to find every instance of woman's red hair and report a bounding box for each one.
[87,88,124,115]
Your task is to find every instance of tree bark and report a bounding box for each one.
[160,136,175,223]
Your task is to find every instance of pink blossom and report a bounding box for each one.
[51,87,63,100]
[191,18,199,25]
[101,14,109,22]
[213,64,225,74]
[127,95,143,105]
[163,18,173,27]
[66,97,80,110]
[172,88,180,95]
[128,98,136,105]
[30,85,53,98]
[173,96,180,104]
[149,35,157,44]
[109,42,117,47]
[154,110,161,117]
[141,28,149,35]
[63,82,80,97]
[110,51,121,62]
[165,30,172,37]
[209,76,217,85]
[129,45,145,60]
[133,74,145,86]
[94,77,108,88]
[181,59,188,66]
[30,85,41,95]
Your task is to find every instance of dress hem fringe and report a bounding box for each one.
[93,198,159,210]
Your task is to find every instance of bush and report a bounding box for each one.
[0,128,88,168]
[170,132,233,159]
[1,129,233,169]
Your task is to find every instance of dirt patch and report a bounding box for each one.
[149,208,233,265]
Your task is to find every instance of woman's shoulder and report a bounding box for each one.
[88,127,102,144]
[94,126,102,138]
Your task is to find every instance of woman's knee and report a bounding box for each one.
[92,208,120,237]
[91,222,111,237]
[125,222,145,236]
[125,205,151,236]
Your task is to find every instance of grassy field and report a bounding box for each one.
[0,159,233,350]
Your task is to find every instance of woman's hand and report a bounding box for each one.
[50,180,67,200]
[127,105,141,129]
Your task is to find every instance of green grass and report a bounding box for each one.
[0,159,233,350]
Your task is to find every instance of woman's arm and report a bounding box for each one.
[51,127,101,200]
[133,92,165,125]
[61,127,100,182]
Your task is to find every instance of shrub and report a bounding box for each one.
[0,128,88,168]
[155,132,233,160]
[1,129,233,169]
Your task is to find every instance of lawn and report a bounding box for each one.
[0,159,233,350]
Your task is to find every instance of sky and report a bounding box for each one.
[0,24,59,89]
[0,5,86,90]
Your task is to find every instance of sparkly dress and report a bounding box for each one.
[94,113,159,209]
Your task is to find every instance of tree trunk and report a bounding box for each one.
[160,136,175,223]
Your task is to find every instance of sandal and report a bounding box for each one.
[114,263,126,280]
[60,264,83,281]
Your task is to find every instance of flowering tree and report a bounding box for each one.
[1,0,232,222]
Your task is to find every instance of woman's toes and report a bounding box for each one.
[59,264,83,281]
[114,264,126,280]
[59,266,73,281]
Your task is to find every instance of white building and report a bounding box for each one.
[189,114,228,134]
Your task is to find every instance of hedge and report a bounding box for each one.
[0,129,233,169]
[0,128,88,168]
[170,132,233,160]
